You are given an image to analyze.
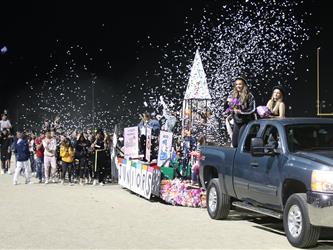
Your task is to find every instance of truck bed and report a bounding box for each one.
[200,145,237,197]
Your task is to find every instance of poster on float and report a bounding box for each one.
[146,127,152,162]
[124,126,139,159]
[117,158,161,200]
[157,131,173,167]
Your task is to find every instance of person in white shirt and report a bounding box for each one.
[0,114,12,131]
[42,130,57,184]
[13,131,31,185]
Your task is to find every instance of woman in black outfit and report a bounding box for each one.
[0,129,12,174]
[87,134,95,183]
[75,133,91,185]
[91,130,106,186]
[227,77,256,147]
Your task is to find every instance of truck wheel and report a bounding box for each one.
[283,193,321,248]
[207,178,230,220]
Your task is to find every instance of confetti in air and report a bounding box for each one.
[128,0,312,144]
[19,44,117,134]
[18,0,313,142]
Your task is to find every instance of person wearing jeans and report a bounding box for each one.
[29,132,36,174]
[13,131,31,185]
[42,130,57,184]
[35,157,44,183]
[35,132,45,183]
[60,138,74,185]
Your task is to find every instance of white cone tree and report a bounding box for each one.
[184,49,211,100]
[182,49,215,140]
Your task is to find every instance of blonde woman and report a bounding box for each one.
[226,77,256,147]
[266,86,286,118]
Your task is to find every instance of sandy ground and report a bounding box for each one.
[0,172,333,249]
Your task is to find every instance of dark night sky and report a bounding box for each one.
[0,1,201,91]
[0,0,332,128]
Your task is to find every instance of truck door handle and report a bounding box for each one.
[250,162,259,168]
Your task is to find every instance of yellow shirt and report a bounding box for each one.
[60,145,74,163]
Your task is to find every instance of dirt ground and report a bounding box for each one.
[0,173,333,249]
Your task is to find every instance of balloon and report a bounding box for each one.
[0,46,7,54]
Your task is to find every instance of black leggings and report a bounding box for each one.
[232,123,247,148]
[1,153,10,172]
[139,135,146,157]
[94,151,107,183]
[1,160,9,172]
[61,162,73,182]
[78,158,89,178]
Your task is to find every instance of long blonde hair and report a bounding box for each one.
[267,91,284,115]
[232,81,250,108]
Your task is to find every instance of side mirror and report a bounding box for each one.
[251,137,265,156]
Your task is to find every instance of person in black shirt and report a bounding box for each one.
[226,77,256,147]
[0,129,12,174]
[91,129,106,186]
[75,133,91,185]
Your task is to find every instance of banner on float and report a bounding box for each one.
[146,127,152,162]
[117,157,161,199]
[157,131,173,167]
[111,131,117,159]
[124,126,139,159]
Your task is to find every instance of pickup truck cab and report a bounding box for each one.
[200,118,333,248]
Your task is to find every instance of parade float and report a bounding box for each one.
[115,49,212,208]
[116,157,206,208]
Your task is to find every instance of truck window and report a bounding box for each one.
[263,125,280,149]
[285,124,333,152]
[243,124,260,152]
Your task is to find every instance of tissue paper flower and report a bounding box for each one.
[256,105,272,118]
[224,97,241,114]
[160,178,206,208]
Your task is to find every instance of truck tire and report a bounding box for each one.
[207,178,230,220]
[283,193,321,248]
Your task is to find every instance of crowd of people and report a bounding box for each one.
[0,115,118,186]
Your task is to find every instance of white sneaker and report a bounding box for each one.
[79,180,84,186]
[92,180,98,186]
[26,180,33,184]
[60,180,64,185]
[13,181,18,185]
[45,180,49,184]
[52,179,56,183]
[99,182,104,186]
[0,169,4,175]
[85,178,89,184]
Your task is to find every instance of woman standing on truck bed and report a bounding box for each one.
[227,76,256,147]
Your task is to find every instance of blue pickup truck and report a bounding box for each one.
[199,118,333,248]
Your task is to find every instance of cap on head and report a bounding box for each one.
[235,76,248,86]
